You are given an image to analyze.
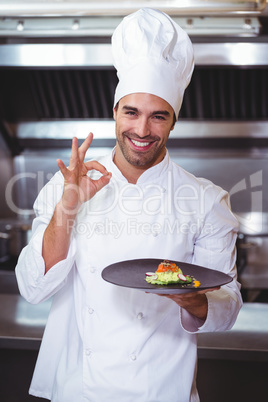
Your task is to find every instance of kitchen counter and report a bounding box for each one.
[198,302,268,361]
[0,293,51,350]
[1,272,268,361]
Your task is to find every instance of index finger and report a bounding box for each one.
[78,133,93,162]
[84,160,110,176]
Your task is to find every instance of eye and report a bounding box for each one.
[153,115,166,120]
[124,110,137,117]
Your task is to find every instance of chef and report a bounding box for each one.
[16,8,242,402]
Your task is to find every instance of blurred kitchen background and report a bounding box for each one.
[0,1,268,401]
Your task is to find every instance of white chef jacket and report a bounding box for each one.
[16,150,242,402]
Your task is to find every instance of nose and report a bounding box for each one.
[135,117,151,138]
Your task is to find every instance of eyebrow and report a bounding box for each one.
[122,105,139,112]
[152,110,171,117]
[122,105,171,117]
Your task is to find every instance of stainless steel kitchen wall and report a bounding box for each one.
[0,127,16,219]
[0,3,268,233]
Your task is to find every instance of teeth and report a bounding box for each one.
[131,139,150,147]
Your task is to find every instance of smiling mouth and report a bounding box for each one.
[131,139,150,147]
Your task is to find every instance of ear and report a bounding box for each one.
[113,101,119,120]
[170,112,177,131]
[170,121,176,131]
[113,106,117,121]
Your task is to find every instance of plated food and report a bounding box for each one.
[145,260,200,287]
[102,258,231,294]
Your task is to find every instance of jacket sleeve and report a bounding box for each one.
[15,171,76,304]
[180,188,243,333]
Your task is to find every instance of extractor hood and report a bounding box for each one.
[0,0,268,151]
[0,15,263,38]
[0,0,267,37]
[0,0,266,17]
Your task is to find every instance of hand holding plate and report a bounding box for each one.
[159,286,220,321]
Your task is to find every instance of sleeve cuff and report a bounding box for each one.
[16,226,77,304]
[179,304,207,334]
[180,287,242,334]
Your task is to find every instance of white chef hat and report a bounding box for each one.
[112,8,194,120]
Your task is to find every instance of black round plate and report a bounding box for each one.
[101,258,233,294]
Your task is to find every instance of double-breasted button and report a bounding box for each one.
[137,312,143,320]
[130,354,137,361]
